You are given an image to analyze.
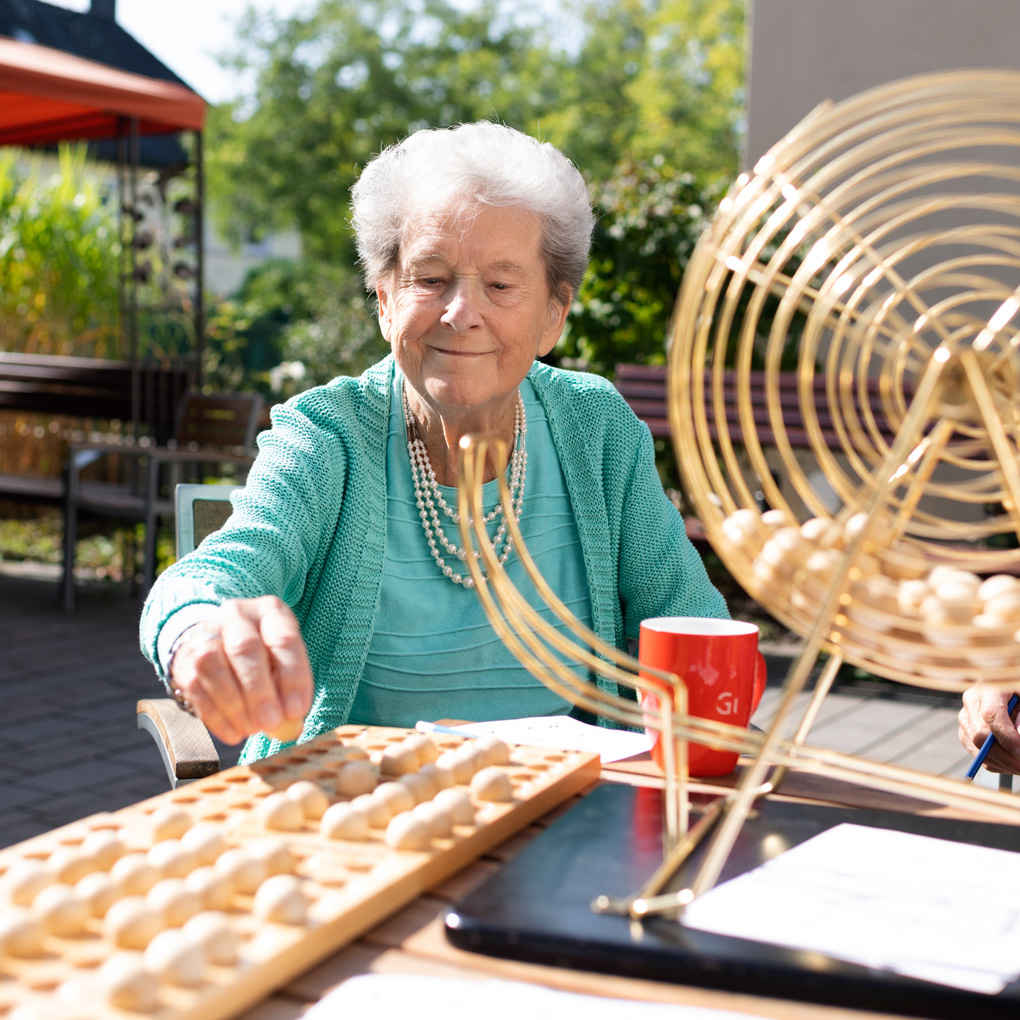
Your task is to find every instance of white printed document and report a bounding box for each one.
[682,822,1020,994]
[303,973,761,1020]
[418,715,651,763]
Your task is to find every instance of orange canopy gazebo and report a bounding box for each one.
[0,34,208,401]
[0,36,205,145]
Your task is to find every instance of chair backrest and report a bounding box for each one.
[173,392,264,450]
[175,483,242,556]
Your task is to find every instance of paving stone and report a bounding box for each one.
[0,704,57,729]
[14,739,114,774]
[59,701,154,726]
[19,759,138,794]
[0,782,50,812]
[22,784,155,824]
[118,771,173,796]
[24,801,125,834]
[101,784,167,812]
[0,717,101,747]
[104,742,176,770]
[0,818,54,850]
[17,790,100,822]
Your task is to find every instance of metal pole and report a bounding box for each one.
[116,119,127,362]
[193,130,205,390]
[129,115,140,443]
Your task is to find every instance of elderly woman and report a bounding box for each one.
[140,122,728,764]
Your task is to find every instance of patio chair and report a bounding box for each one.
[136,482,240,788]
[62,391,262,612]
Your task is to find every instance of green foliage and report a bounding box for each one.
[203,258,319,393]
[208,0,744,261]
[543,0,744,184]
[560,160,721,375]
[208,0,568,262]
[273,265,388,390]
[0,146,121,356]
[0,507,141,581]
[202,0,747,393]
[0,146,200,364]
[625,0,745,178]
[203,258,387,395]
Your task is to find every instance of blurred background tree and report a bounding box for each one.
[561,162,722,376]
[204,0,746,395]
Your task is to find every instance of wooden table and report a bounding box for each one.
[238,759,983,1020]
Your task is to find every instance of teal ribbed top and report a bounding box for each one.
[350,373,590,726]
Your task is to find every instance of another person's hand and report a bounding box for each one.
[169,596,313,745]
[958,684,1020,775]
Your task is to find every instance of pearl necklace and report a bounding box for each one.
[403,386,527,588]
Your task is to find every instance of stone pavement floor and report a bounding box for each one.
[0,563,976,853]
[0,565,235,850]
[752,677,972,777]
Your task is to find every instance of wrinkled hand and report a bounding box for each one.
[169,596,313,745]
[958,684,1020,775]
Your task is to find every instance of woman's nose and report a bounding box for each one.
[440,282,480,331]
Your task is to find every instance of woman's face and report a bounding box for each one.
[376,204,570,423]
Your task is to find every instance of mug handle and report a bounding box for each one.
[752,650,767,712]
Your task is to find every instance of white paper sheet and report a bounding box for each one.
[417,715,651,763]
[682,822,1020,994]
[302,973,760,1020]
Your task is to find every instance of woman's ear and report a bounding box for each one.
[538,287,572,357]
[375,282,392,341]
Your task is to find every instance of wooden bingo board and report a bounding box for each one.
[0,725,600,1020]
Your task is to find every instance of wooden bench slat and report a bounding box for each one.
[616,364,904,447]
[0,474,64,501]
[0,354,189,507]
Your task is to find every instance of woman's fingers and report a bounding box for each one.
[258,597,314,721]
[179,669,245,745]
[959,686,1020,774]
[169,596,312,743]
[218,599,283,734]
[170,628,248,744]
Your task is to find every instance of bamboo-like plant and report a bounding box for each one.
[0,144,121,357]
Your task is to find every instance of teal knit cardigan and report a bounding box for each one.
[140,356,728,763]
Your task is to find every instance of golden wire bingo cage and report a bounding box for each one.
[456,70,1020,903]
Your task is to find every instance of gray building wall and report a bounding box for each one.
[744,0,1020,532]
[747,0,1020,168]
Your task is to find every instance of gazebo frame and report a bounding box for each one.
[0,36,208,431]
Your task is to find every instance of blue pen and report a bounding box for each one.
[965,693,1020,780]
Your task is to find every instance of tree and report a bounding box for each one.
[207,0,567,262]
[625,0,745,180]
[208,0,745,258]
[205,0,746,382]
[561,160,721,376]
[204,257,386,396]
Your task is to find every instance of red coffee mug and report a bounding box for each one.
[638,616,767,777]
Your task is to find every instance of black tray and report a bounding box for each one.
[445,783,1020,1018]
